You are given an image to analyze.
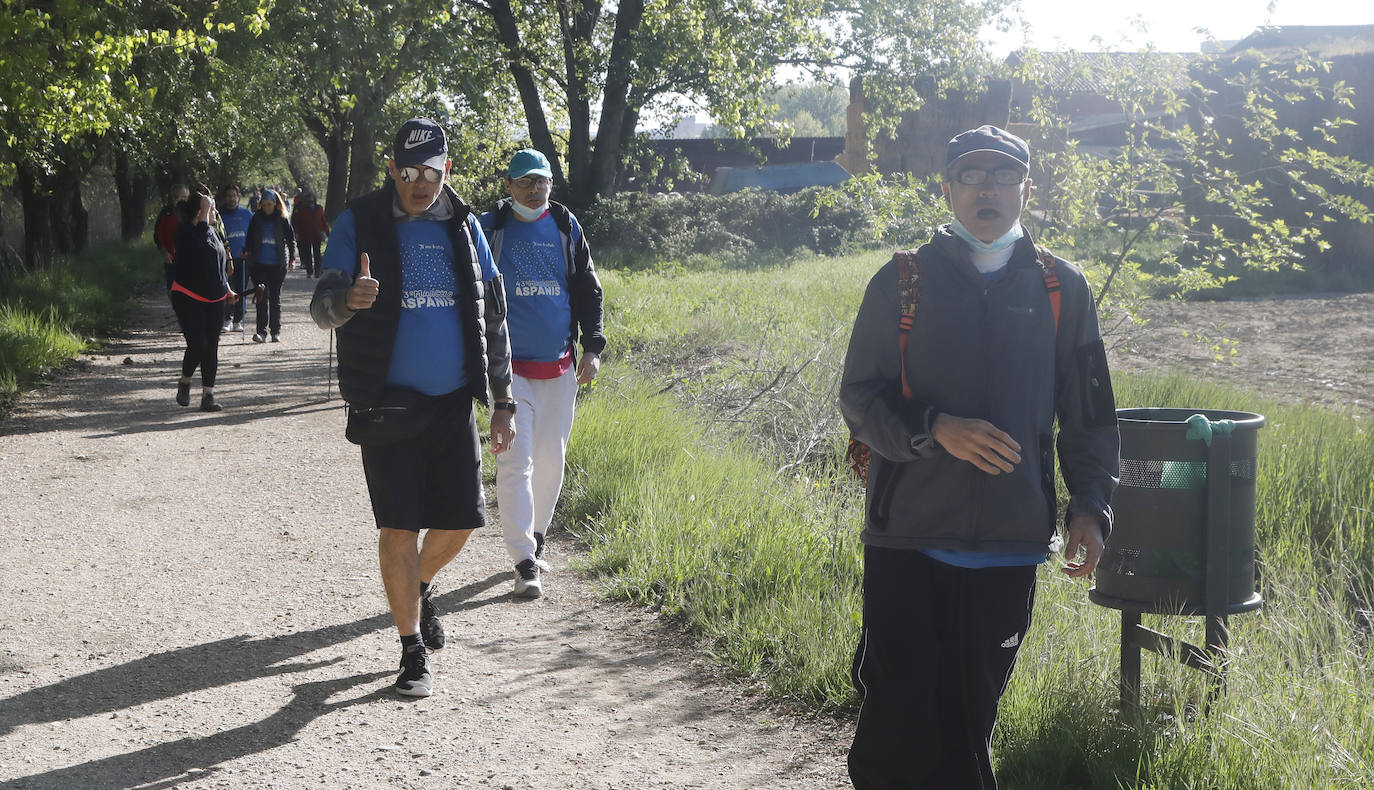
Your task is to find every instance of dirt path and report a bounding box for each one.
[0,275,851,789]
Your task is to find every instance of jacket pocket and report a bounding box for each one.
[866,456,905,532]
[1077,339,1117,429]
[1038,433,1057,539]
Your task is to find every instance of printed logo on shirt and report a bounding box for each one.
[401,289,457,309]
[513,281,562,297]
[1000,632,1021,649]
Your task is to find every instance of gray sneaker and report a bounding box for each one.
[395,643,432,697]
[513,558,542,598]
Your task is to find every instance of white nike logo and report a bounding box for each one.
[404,130,435,149]
[1000,633,1020,649]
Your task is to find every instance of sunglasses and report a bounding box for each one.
[399,166,444,184]
[952,167,1028,186]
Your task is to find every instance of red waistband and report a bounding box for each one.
[170,281,226,303]
[512,349,574,380]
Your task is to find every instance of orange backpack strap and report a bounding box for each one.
[1036,246,1062,333]
[893,249,921,400]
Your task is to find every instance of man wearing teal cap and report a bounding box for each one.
[480,148,606,599]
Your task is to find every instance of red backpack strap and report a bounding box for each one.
[893,249,920,400]
[1036,246,1062,333]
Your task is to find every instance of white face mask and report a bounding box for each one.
[511,200,548,221]
[950,216,1023,253]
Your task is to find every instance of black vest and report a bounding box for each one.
[335,182,490,409]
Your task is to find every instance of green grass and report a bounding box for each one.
[0,241,160,411]
[558,249,1374,787]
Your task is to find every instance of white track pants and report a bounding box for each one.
[496,366,578,565]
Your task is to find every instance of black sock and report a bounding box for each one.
[401,633,423,650]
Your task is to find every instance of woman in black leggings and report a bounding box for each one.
[171,189,238,411]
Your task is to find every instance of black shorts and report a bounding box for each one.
[359,396,486,532]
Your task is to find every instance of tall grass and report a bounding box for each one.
[0,241,159,410]
[560,250,1374,786]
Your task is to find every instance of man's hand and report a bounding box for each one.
[1061,513,1105,578]
[576,352,601,385]
[226,290,239,304]
[345,252,379,310]
[930,413,1021,474]
[489,408,516,454]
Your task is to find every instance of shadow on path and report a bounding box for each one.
[1,671,393,790]
[0,572,508,739]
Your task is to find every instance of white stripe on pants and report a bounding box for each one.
[496,366,578,565]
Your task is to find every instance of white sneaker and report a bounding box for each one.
[231,320,243,332]
[221,319,232,332]
[513,559,542,598]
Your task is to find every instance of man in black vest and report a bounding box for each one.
[311,117,515,698]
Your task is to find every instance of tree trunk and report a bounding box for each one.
[18,166,54,271]
[49,164,88,255]
[579,0,643,207]
[113,147,151,241]
[561,0,600,207]
[302,113,352,222]
[286,149,311,196]
[0,198,21,285]
[489,0,566,188]
[347,110,381,200]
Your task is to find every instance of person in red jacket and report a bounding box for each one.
[291,189,330,278]
[154,184,190,290]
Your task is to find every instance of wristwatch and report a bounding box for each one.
[493,400,517,414]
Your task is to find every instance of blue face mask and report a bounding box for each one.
[950,216,1024,253]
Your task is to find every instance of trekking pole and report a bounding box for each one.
[327,328,334,401]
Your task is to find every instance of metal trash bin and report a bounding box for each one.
[1089,407,1265,710]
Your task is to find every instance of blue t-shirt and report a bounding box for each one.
[479,210,573,363]
[323,209,499,396]
[921,265,1045,569]
[221,207,253,259]
[258,219,280,265]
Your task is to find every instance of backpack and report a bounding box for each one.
[844,246,1063,485]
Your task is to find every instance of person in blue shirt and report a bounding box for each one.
[217,185,254,333]
[480,149,606,599]
[243,188,297,342]
[310,118,515,699]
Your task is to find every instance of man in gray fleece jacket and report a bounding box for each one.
[840,125,1120,789]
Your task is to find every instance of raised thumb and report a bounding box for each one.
[358,252,371,280]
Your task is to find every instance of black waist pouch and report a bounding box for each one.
[345,388,457,446]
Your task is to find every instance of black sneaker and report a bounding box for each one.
[395,643,432,697]
[419,585,445,650]
[200,394,222,412]
[533,532,550,572]
[513,558,542,598]
[176,381,191,407]
[252,331,267,343]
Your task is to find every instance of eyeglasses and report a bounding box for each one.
[511,175,551,190]
[953,167,1028,186]
[399,166,444,184]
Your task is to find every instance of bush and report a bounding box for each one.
[580,188,872,266]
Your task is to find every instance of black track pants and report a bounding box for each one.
[171,292,224,387]
[251,262,287,334]
[847,547,1037,790]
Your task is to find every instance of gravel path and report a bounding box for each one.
[0,274,851,789]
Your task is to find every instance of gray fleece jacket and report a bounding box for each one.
[839,227,1120,553]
